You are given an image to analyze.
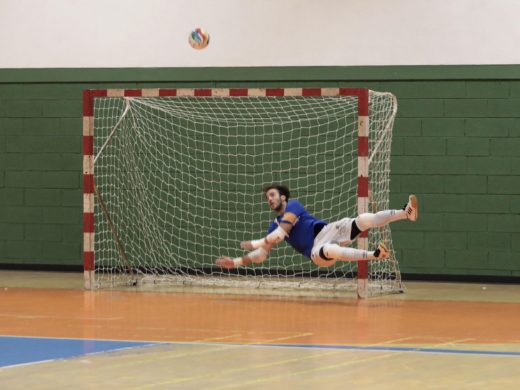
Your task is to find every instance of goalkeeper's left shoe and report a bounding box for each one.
[374,242,389,259]
[404,194,418,221]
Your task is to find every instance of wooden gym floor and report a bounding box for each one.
[0,270,519,389]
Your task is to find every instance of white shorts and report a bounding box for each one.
[310,218,356,267]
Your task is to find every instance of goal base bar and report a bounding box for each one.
[90,273,405,298]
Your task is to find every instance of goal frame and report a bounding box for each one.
[82,87,374,297]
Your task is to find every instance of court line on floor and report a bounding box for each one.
[3,335,518,389]
[0,336,161,369]
[2,333,518,373]
[251,342,520,357]
[127,338,482,389]
[4,334,518,358]
[210,338,520,390]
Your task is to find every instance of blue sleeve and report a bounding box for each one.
[285,200,306,218]
[267,221,278,234]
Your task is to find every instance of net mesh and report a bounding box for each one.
[91,90,401,296]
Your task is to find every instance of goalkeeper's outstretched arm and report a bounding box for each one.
[216,243,274,269]
[216,210,295,269]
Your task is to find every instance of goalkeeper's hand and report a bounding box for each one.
[215,256,236,269]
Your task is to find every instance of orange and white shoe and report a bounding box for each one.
[374,242,389,259]
[404,194,418,221]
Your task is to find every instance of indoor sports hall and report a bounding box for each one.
[1,1,519,389]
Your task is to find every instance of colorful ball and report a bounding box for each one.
[189,28,210,50]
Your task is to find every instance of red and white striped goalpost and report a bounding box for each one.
[82,87,371,297]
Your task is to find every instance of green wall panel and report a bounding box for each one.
[0,223,24,241]
[0,65,518,279]
[422,118,465,137]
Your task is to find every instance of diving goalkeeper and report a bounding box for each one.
[216,184,418,269]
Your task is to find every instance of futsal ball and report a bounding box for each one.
[189,28,210,50]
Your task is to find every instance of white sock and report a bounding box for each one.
[356,210,407,231]
[323,244,377,262]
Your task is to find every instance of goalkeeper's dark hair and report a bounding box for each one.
[262,184,290,200]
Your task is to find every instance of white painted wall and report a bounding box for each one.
[0,0,519,68]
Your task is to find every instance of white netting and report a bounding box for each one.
[91,90,401,296]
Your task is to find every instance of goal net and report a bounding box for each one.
[83,88,402,297]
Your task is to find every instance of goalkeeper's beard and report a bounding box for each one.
[270,199,284,213]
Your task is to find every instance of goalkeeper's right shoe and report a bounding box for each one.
[404,194,418,222]
[374,242,389,259]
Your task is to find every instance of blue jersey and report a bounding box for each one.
[267,199,327,258]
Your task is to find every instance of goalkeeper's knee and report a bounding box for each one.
[311,245,338,267]
[355,213,376,231]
